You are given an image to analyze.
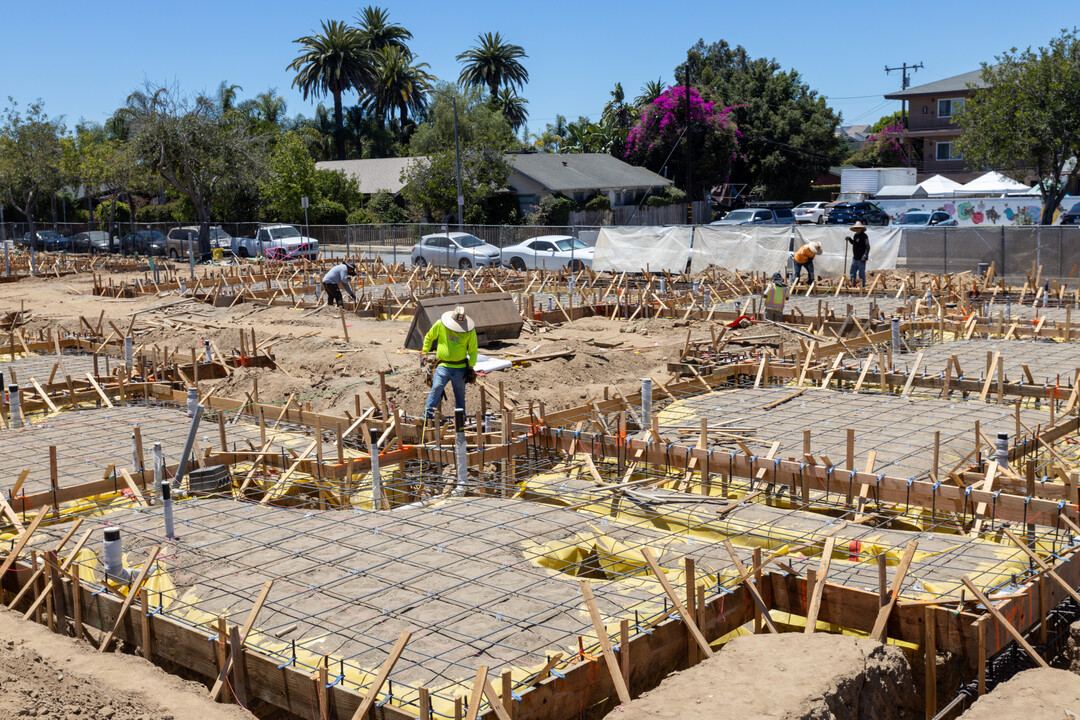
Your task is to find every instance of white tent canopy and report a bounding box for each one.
[958,171,1030,195]
[916,174,964,197]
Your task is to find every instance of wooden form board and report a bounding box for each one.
[542,427,1079,529]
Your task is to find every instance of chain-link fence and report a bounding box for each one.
[901,226,1080,280]
[4,219,1079,280]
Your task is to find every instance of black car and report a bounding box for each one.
[825,202,890,226]
[16,229,71,251]
[71,230,114,253]
[1061,202,1080,225]
[120,230,167,256]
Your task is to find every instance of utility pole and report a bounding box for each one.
[684,62,693,224]
[885,62,923,128]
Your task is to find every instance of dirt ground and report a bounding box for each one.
[0,609,251,720]
[957,668,1080,719]
[0,267,769,419]
[605,633,917,720]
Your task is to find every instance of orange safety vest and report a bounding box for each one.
[794,245,816,264]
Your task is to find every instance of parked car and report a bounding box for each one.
[793,201,828,224]
[1060,202,1080,225]
[710,207,794,225]
[893,211,958,227]
[232,225,319,260]
[501,235,593,271]
[70,230,114,253]
[825,202,890,226]
[16,229,71,252]
[410,232,501,269]
[166,225,233,259]
[119,230,167,256]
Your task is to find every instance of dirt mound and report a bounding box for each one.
[606,633,917,720]
[0,609,249,720]
[957,668,1080,720]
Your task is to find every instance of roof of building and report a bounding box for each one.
[507,153,671,193]
[318,152,671,196]
[836,125,872,144]
[315,157,423,194]
[884,68,991,99]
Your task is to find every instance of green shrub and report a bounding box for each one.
[95,200,130,224]
[315,169,364,210]
[643,194,669,208]
[347,208,374,225]
[584,194,611,211]
[663,186,687,204]
[366,191,409,224]
[526,194,578,225]
[308,199,348,224]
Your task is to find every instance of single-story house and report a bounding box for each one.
[316,152,672,215]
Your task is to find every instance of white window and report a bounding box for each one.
[938,98,964,118]
[935,142,963,161]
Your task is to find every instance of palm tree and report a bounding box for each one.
[288,19,372,160]
[494,87,529,130]
[254,89,288,125]
[355,6,413,53]
[217,82,243,113]
[635,78,665,108]
[456,32,529,101]
[365,46,434,128]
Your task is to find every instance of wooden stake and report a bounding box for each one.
[578,580,632,704]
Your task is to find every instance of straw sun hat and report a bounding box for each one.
[441,305,475,332]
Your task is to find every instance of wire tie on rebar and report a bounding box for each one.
[549,668,566,679]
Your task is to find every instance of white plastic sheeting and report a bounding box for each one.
[591,225,902,276]
[690,225,792,274]
[592,226,692,272]
[795,226,902,277]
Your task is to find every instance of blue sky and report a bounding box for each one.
[1,1,1071,135]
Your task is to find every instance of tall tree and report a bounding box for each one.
[217,82,244,113]
[253,89,288,126]
[409,84,517,156]
[623,86,740,198]
[0,100,64,248]
[288,20,371,160]
[365,46,433,128]
[354,6,413,53]
[457,32,529,101]
[635,79,665,108]
[678,39,844,200]
[493,87,529,130]
[124,85,266,255]
[955,30,1080,224]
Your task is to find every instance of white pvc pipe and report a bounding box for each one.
[396,410,469,510]
[103,528,132,584]
[124,336,133,371]
[641,378,653,428]
[8,384,21,428]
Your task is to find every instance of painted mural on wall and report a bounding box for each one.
[877,196,1078,227]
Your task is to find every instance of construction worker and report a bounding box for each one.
[422,305,477,420]
[322,261,357,307]
[793,241,822,284]
[763,272,788,321]
[846,222,869,287]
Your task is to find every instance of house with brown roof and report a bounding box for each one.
[883,68,991,182]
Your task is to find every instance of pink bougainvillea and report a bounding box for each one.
[623,86,741,193]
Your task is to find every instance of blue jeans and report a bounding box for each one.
[425,365,467,420]
[794,259,814,283]
[850,259,866,285]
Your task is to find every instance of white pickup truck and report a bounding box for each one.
[232,224,320,260]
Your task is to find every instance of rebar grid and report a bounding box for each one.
[0,401,311,496]
[891,338,1080,387]
[0,352,98,385]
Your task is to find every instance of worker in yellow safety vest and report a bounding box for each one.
[421,305,478,420]
[763,273,788,321]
